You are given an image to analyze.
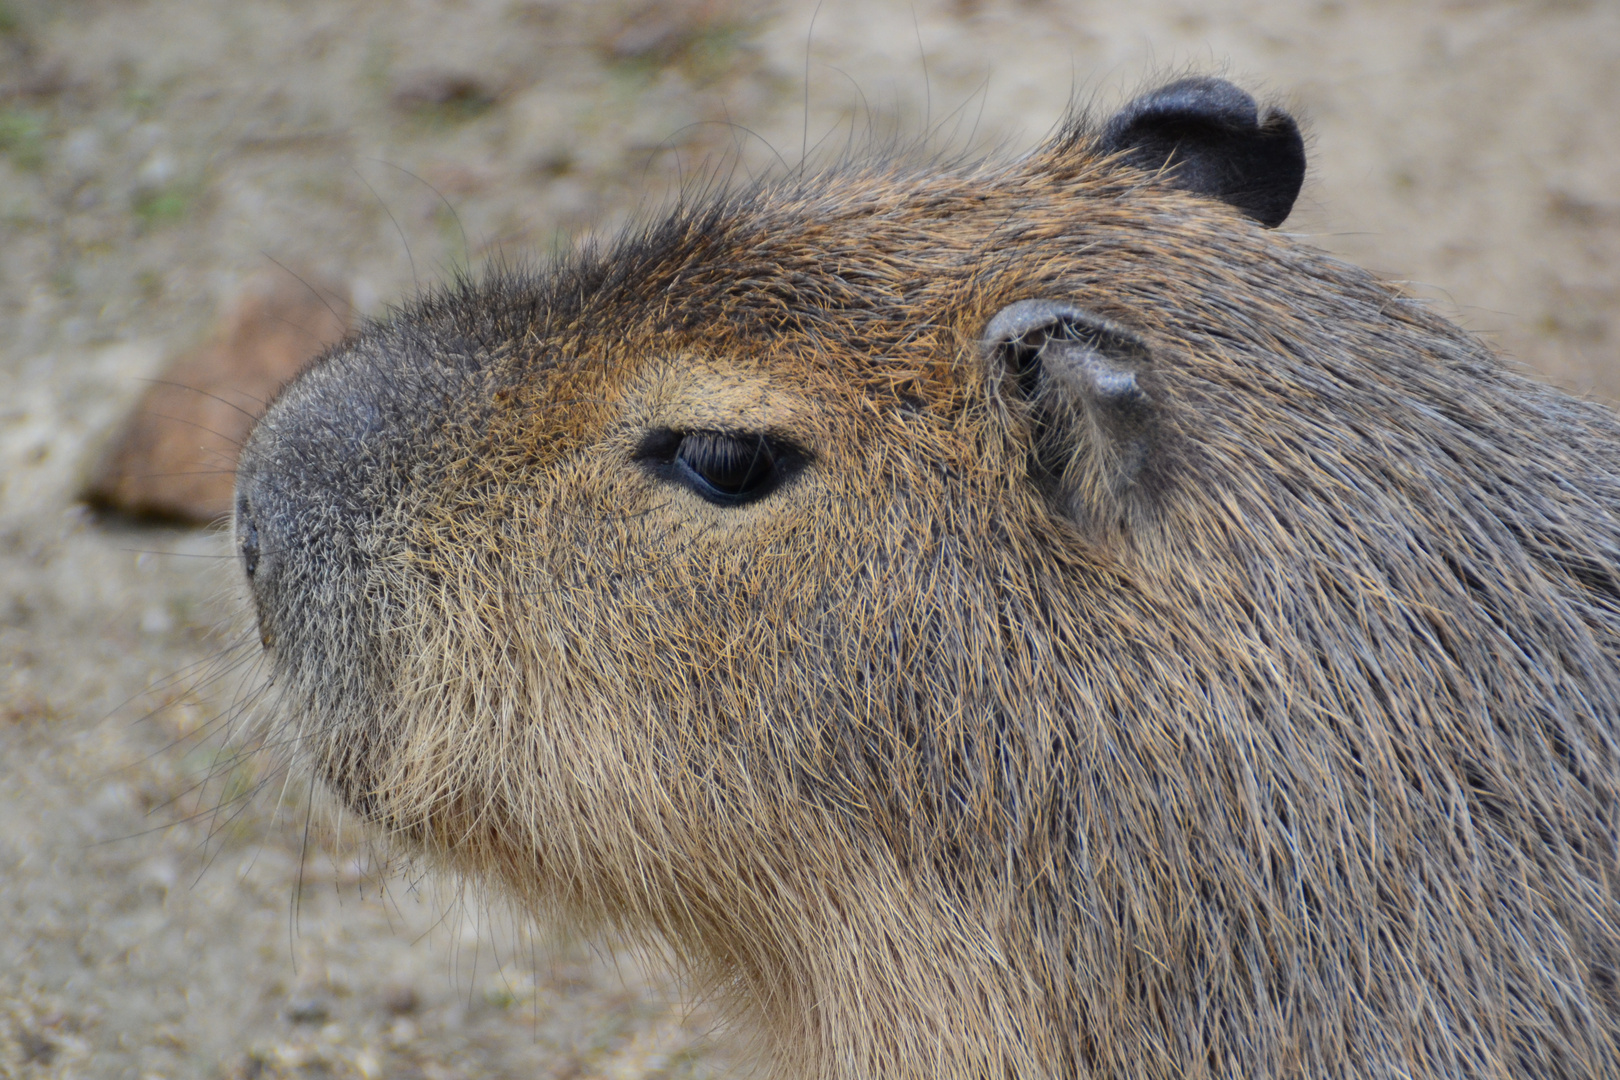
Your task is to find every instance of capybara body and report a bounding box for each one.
[235,79,1620,1079]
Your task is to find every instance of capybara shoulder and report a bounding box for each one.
[235,77,1620,1080]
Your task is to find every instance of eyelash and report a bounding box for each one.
[636,429,807,506]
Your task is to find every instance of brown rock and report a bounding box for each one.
[86,274,350,524]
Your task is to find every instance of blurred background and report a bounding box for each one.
[1,1,1616,1076]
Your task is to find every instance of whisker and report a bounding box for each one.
[354,166,419,297]
[259,253,356,339]
[138,378,268,425]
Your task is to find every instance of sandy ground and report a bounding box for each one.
[1,1,1616,1077]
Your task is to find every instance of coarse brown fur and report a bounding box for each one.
[235,86,1620,1079]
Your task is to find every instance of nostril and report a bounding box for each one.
[239,501,261,581]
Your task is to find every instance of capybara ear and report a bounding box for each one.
[984,299,1157,532]
[1098,77,1305,228]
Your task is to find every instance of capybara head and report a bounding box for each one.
[235,78,1620,1080]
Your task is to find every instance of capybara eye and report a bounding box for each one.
[638,430,803,505]
[677,432,780,503]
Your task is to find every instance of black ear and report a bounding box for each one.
[1099,77,1305,228]
[984,299,1158,533]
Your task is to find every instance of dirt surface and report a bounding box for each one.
[1,1,1616,1077]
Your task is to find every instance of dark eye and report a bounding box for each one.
[638,430,804,506]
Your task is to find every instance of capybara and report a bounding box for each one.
[234,77,1620,1079]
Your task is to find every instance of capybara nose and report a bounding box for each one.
[233,488,277,646]
[236,498,259,582]
[232,319,495,657]
[234,464,303,648]
[237,495,261,582]
[231,361,376,646]
[234,387,378,635]
[235,425,325,606]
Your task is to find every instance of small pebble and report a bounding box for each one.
[382,984,419,1016]
[390,70,496,111]
[283,998,331,1025]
